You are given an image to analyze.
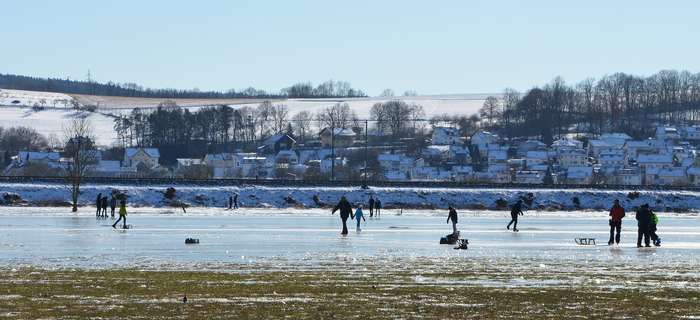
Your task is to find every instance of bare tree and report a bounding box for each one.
[270,104,290,134]
[379,89,395,97]
[479,96,501,128]
[63,118,97,212]
[316,103,354,129]
[292,111,313,141]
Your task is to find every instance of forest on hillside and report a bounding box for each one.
[475,69,700,143]
[0,74,366,99]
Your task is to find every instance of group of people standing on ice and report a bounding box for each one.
[94,192,128,229]
[609,199,661,247]
[331,195,383,234]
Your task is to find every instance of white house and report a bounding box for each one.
[655,126,681,142]
[680,126,700,141]
[487,149,508,165]
[557,148,587,169]
[517,140,547,156]
[687,167,700,186]
[422,145,450,162]
[624,139,666,160]
[587,140,623,157]
[646,167,688,186]
[13,151,61,167]
[613,168,643,186]
[452,165,474,182]
[274,150,299,169]
[470,131,499,154]
[637,154,674,172]
[87,160,122,177]
[431,127,462,145]
[565,166,593,185]
[515,170,544,184]
[599,133,632,145]
[598,150,626,174]
[448,145,471,164]
[123,148,160,169]
[525,150,549,168]
[551,138,584,151]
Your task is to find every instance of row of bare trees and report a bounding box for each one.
[478,70,700,144]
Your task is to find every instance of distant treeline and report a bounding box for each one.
[475,69,700,144]
[0,74,366,99]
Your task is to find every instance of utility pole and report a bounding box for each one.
[330,122,335,181]
[364,120,368,184]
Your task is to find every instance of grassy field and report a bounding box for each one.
[0,267,698,319]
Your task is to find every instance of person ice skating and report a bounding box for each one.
[228,196,233,210]
[447,206,458,235]
[649,209,661,247]
[368,195,375,218]
[233,193,239,209]
[507,200,524,232]
[331,196,353,235]
[608,199,625,245]
[113,199,128,229]
[101,197,108,217]
[110,196,117,218]
[636,204,652,247]
[354,204,366,231]
[95,193,102,217]
[375,198,382,218]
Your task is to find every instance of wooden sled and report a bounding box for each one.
[575,238,596,245]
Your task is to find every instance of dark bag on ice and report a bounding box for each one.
[440,232,459,244]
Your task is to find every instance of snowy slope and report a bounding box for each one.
[0,107,118,146]
[0,89,74,108]
[1,183,699,213]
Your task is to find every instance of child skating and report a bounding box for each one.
[112,199,128,229]
[354,205,366,231]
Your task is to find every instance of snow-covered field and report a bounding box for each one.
[0,89,74,108]
[0,107,118,146]
[2,182,700,213]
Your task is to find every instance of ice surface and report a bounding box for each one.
[0,208,698,278]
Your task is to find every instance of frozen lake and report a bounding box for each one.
[1,208,699,274]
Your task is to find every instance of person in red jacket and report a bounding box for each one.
[608,199,626,245]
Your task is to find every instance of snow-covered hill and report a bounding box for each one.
[0,107,118,146]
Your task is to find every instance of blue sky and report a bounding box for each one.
[1,0,698,95]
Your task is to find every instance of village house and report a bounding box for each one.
[431,127,462,145]
[646,167,688,186]
[565,166,593,185]
[13,151,61,166]
[551,138,584,152]
[470,131,499,155]
[259,133,296,154]
[274,150,299,169]
[680,126,700,142]
[624,139,666,160]
[517,140,547,157]
[87,160,123,177]
[203,153,236,178]
[613,168,642,186]
[655,126,681,142]
[556,148,587,169]
[319,128,356,148]
[515,170,544,184]
[637,154,674,172]
[123,148,160,169]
